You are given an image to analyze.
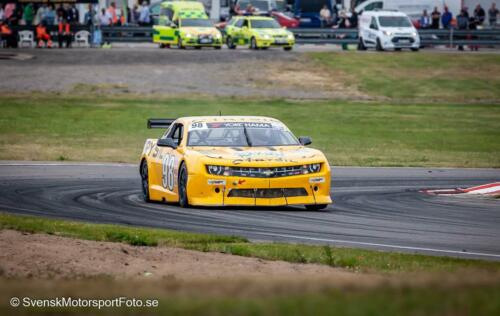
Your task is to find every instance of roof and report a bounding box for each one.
[178,116,283,125]
[362,10,409,17]
[231,16,275,21]
[161,1,205,11]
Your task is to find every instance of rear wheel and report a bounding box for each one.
[376,38,384,51]
[178,163,189,208]
[357,37,367,50]
[159,43,166,49]
[140,161,150,202]
[226,36,236,49]
[250,37,258,50]
[305,204,328,211]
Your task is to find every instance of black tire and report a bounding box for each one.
[159,43,166,49]
[195,46,202,50]
[178,163,189,208]
[215,46,222,49]
[283,46,292,51]
[357,37,367,51]
[250,37,258,50]
[140,160,150,202]
[305,204,328,211]
[226,36,236,49]
[411,48,419,52]
[177,37,185,49]
[376,38,384,51]
[395,48,402,51]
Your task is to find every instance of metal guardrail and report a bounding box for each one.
[10,25,500,46]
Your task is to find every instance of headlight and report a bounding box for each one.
[287,34,294,40]
[215,33,222,39]
[262,34,271,40]
[207,165,226,176]
[383,30,393,36]
[185,33,193,38]
[412,32,418,37]
[303,163,321,174]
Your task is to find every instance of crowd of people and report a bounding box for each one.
[419,3,498,29]
[319,5,359,29]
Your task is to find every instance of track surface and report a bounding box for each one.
[0,162,499,260]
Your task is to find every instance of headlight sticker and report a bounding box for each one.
[208,179,226,185]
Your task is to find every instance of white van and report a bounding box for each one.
[358,10,420,51]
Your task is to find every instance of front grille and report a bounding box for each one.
[229,166,304,178]
[391,37,415,43]
[228,188,308,198]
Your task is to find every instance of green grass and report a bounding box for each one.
[2,213,500,273]
[1,94,499,167]
[309,52,500,101]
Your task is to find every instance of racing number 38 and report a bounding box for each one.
[162,154,176,191]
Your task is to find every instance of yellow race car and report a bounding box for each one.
[224,16,295,51]
[140,116,332,210]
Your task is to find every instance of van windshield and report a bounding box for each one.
[180,19,213,27]
[378,16,412,27]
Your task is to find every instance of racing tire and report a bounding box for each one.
[376,38,384,51]
[283,46,292,51]
[395,48,402,51]
[215,46,222,49]
[178,163,189,208]
[195,46,202,50]
[411,48,419,52]
[177,37,185,49]
[305,204,328,211]
[140,160,150,202]
[159,43,166,49]
[226,36,236,49]
[250,37,258,50]
[357,37,367,51]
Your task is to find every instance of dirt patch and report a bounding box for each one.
[0,229,378,283]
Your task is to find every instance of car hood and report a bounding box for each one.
[182,27,219,35]
[254,28,290,36]
[189,146,325,166]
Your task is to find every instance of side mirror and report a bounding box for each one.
[298,136,312,146]
[157,138,178,149]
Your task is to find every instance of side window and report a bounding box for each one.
[370,17,378,30]
[235,18,244,28]
[168,124,184,145]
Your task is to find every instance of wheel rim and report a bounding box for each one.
[141,163,149,199]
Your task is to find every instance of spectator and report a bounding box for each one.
[244,4,255,16]
[67,4,79,25]
[58,17,72,48]
[34,4,48,26]
[84,4,96,26]
[489,3,499,26]
[45,4,56,25]
[4,3,15,21]
[431,6,441,28]
[420,9,431,28]
[474,4,486,26]
[99,8,112,26]
[56,4,65,21]
[108,2,118,25]
[0,19,17,48]
[36,21,53,48]
[138,1,151,26]
[469,11,480,50]
[319,5,331,28]
[441,6,452,29]
[23,3,34,26]
[0,6,4,21]
[131,5,140,24]
[349,8,358,28]
[456,9,468,50]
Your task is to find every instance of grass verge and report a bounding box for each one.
[1,94,499,167]
[309,52,500,102]
[1,212,499,273]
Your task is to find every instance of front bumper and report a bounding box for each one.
[383,36,420,49]
[187,171,332,207]
[183,37,223,47]
[256,38,295,48]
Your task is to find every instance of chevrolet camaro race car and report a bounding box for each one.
[224,16,295,50]
[139,116,332,210]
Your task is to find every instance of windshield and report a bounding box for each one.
[187,122,299,147]
[239,0,270,12]
[251,19,281,29]
[180,19,213,27]
[378,16,412,27]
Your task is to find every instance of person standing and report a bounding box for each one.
[34,4,47,26]
[488,3,498,26]
[474,4,486,26]
[138,1,151,26]
[99,8,112,26]
[319,4,331,28]
[67,4,79,25]
[23,3,34,26]
[431,7,441,28]
[0,19,17,48]
[441,6,452,29]
[108,2,118,26]
[456,9,469,50]
[58,17,72,48]
[420,9,431,28]
[45,4,56,25]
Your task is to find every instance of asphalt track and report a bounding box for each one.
[0,162,499,260]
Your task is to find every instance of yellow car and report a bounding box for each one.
[224,16,295,51]
[140,116,332,210]
[153,1,223,49]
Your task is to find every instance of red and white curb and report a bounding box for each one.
[420,182,500,197]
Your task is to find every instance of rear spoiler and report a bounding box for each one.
[147,118,176,129]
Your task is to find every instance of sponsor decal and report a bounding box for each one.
[309,177,325,184]
[207,122,272,129]
[208,179,226,185]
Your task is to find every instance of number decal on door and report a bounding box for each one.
[162,154,176,191]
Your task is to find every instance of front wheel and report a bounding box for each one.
[357,37,367,51]
[411,48,419,52]
[250,37,258,50]
[178,163,189,208]
[140,161,150,202]
[376,38,384,51]
[305,204,328,211]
